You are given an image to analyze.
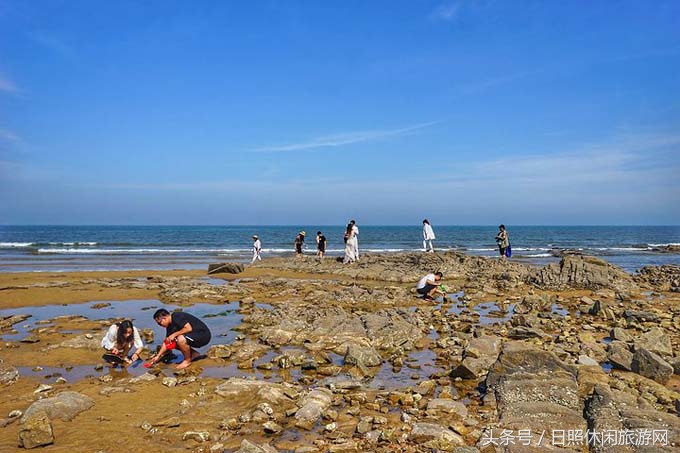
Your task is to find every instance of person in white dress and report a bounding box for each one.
[422,219,436,252]
[251,235,261,263]
[343,220,358,264]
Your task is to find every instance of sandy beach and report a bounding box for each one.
[1,252,679,452]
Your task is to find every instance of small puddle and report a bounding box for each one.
[369,349,443,390]
[601,362,613,373]
[202,277,227,286]
[551,304,569,316]
[0,299,244,359]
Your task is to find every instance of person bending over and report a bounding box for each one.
[147,309,211,370]
[101,319,145,364]
[416,271,445,301]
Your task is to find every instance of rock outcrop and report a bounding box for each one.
[528,255,637,292]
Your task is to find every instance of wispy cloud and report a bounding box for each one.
[0,74,18,94]
[251,121,440,152]
[430,3,461,21]
[443,131,680,189]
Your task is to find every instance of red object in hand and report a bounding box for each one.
[143,362,152,368]
[164,339,177,350]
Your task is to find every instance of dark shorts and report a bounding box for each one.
[417,284,436,295]
[499,246,507,256]
[183,330,211,348]
[295,244,303,253]
[318,245,326,252]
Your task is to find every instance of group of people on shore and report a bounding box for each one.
[250,222,511,262]
[101,224,510,368]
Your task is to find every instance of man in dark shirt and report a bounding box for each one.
[316,231,327,259]
[147,308,211,369]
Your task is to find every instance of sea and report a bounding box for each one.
[1,225,679,274]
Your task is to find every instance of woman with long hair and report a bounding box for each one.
[101,319,145,364]
[343,220,356,264]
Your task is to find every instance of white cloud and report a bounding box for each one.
[431,3,460,21]
[251,121,440,152]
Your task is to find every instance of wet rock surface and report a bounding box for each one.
[1,254,680,451]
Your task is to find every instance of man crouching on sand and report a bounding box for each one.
[416,271,446,301]
[147,308,211,370]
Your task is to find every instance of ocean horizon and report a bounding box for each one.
[1,225,679,273]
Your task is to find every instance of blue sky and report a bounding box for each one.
[1,0,679,225]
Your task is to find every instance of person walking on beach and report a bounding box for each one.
[101,319,145,364]
[416,271,446,301]
[251,235,262,263]
[316,231,327,259]
[294,231,306,258]
[422,219,436,252]
[147,309,212,370]
[343,220,359,263]
[495,224,510,260]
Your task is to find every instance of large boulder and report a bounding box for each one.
[343,343,382,368]
[633,327,673,357]
[295,388,333,430]
[208,262,244,274]
[22,391,94,423]
[528,255,636,292]
[607,342,633,371]
[17,411,53,449]
[631,349,673,384]
[450,336,501,380]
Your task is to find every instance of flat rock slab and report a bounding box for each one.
[22,391,95,423]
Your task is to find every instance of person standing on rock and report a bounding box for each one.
[422,219,436,252]
[101,319,145,364]
[294,231,306,258]
[495,224,510,260]
[316,231,327,259]
[343,220,359,263]
[416,271,445,301]
[350,220,360,260]
[147,309,211,370]
[251,235,262,263]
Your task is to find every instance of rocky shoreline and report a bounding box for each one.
[1,252,679,452]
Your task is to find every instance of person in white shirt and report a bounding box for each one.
[422,219,436,252]
[416,271,445,301]
[101,320,145,364]
[251,235,262,263]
